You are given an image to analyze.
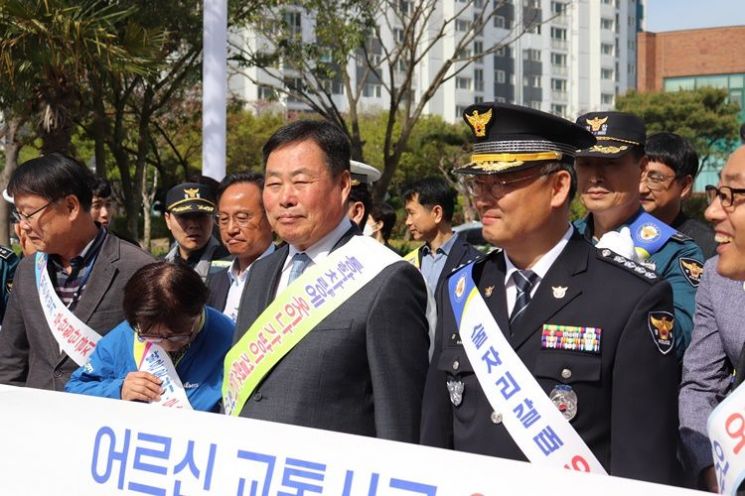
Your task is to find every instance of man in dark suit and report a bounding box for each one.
[420,103,680,484]
[231,120,430,442]
[403,177,481,298]
[0,153,155,391]
[207,172,274,320]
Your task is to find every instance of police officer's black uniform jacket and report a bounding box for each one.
[420,231,680,484]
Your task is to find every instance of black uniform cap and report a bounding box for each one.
[575,111,646,159]
[165,182,216,215]
[458,102,596,175]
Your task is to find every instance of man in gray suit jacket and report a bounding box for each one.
[0,154,155,391]
[680,145,745,491]
[232,120,430,442]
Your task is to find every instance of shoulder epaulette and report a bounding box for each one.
[596,248,658,283]
[0,246,15,261]
[671,231,693,243]
[449,252,487,275]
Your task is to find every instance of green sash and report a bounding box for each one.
[222,236,401,416]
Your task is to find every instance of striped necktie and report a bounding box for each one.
[510,270,538,329]
[288,252,312,284]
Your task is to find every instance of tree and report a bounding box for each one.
[616,87,741,169]
[232,0,556,202]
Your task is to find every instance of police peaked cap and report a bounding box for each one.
[165,182,216,215]
[458,102,596,175]
[575,111,646,159]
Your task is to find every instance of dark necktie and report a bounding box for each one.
[288,252,311,284]
[510,270,538,329]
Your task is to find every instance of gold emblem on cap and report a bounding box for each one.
[587,144,628,154]
[465,108,493,137]
[585,116,608,132]
[184,187,201,199]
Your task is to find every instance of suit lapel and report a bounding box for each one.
[476,251,511,338]
[73,233,118,324]
[509,236,589,350]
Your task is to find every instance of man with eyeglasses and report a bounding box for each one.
[207,172,275,322]
[0,153,155,391]
[163,182,229,282]
[640,132,716,259]
[573,112,704,358]
[679,145,745,492]
[421,103,680,484]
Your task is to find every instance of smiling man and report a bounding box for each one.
[228,120,430,441]
[679,146,745,491]
[0,153,154,391]
[163,182,229,282]
[420,103,680,484]
[573,112,704,358]
[207,172,274,322]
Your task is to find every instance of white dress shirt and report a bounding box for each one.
[223,244,276,322]
[503,225,573,317]
[275,218,353,295]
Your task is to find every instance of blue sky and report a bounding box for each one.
[645,0,745,31]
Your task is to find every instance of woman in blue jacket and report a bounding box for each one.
[66,261,234,412]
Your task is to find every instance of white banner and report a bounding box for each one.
[708,382,745,494]
[35,252,101,366]
[0,386,702,495]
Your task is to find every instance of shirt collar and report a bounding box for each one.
[51,227,107,274]
[287,217,352,265]
[227,243,276,284]
[422,232,457,257]
[504,224,573,283]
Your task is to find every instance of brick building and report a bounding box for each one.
[637,25,745,190]
[637,25,745,115]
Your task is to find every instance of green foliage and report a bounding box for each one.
[616,87,741,166]
[226,109,287,173]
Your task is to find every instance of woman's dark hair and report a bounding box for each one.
[8,153,94,210]
[370,202,397,242]
[123,261,208,335]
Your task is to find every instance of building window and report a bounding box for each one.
[551,104,566,116]
[601,18,614,30]
[456,105,469,116]
[526,23,541,34]
[284,11,302,37]
[523,0,540,7]
[551,78,566,91]
[601,68,614,80]
[551,27,567,40]
[456,76,472,90]
[527,100,542,110]
[393,28,404,42]
[496,69,506,84]
[456,19,471,32]
[363,83,381,97]
[524,75,541,88]
[551,52,567,66]
[495,96,507,103]
[258,85,277,100]
[495,45,511,58]
[474,69,484,92]
[475,95,484,103]
[551,1,566,15]
[494,15,506,28]
[601,93,614,105]
[601,43,614,56]
[474,40,484,57]
[523,49,541,62]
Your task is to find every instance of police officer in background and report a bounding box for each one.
[420,102,680,484]
[346,160,380,230]
[0,245,18,324]
[163,182,229,282]
[573,112,704,358]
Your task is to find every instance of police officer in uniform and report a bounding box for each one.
[163,182,229,282]
[420,102,680,484]
[572,112,704,358]
[346,160,381,229]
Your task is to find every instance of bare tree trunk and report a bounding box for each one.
[142,168,158,252]
[0,115,25,246]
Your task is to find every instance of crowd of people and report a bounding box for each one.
[0,101,741,491]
